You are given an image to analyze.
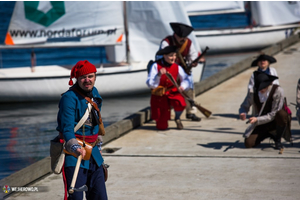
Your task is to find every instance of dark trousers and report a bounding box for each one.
[64,158,108,200]
[244,109,289,148]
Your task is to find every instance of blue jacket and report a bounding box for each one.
[56,86,104,169]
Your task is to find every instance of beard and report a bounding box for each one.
[179,39,185,45]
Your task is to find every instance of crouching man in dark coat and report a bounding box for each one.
[239,71,291,150]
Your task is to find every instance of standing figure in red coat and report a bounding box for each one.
[156,22,205,122]
[147,46,190,130]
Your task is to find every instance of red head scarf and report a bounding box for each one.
[69,60,97,86]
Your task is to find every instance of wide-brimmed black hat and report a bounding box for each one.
[156,46,178,56]
[254,71,278,91]
[170,22,194,38]
[251,54,277,67]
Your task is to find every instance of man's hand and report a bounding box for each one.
[248,117,257,124]
[190,62,198,68]
[240,113,246,120]
[191,56,206,67]
[199,57,205,62]
[76,147,86,158]
[178,86,184,92]
[158,68,167,76]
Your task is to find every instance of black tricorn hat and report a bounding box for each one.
[170,22,194,38]
[156,46,178,56]
[254,71,278,91]
[251,54,277,67]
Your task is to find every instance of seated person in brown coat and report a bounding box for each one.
[239,71,291,150]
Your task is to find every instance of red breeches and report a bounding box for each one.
[151,94,185,130]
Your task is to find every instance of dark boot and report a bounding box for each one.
[175,119,183,130]
[274,126,286,150]
[186,114,201,122]
[274,140,283,150]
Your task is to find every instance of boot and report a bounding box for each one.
[274,126,286,150]
[186,114,201,122]
[175,119,183,130]
[274,140,283,150]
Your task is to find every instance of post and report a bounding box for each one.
[123,1,130,64]
[0,50,2,68]
[31,49,36,72]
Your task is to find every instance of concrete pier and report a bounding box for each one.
[2,38,300,200]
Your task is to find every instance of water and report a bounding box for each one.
[0,95,152,179]
[0,2,258,179]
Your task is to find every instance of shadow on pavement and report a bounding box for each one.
[183,128,241,135]
[198,140,244,151]
[212,113,240,119]
[291,129,300,135]
[198,140,300,151]
[197,140,279,151]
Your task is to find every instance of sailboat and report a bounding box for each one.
[0,1,204,103]
[183,1,300,53]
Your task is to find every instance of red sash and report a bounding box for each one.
[75,134,98,143]
[59,132,98,143]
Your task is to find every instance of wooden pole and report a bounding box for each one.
[68,155,82,194]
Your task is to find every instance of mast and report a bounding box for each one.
[245,1,254,27]
[123,1,130,64]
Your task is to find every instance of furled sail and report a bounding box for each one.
[5,1,124,46]
[182,1,245,16]
[126,1,200,63]
[251,1,300,26]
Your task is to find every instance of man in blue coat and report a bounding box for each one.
[56,60,107,200]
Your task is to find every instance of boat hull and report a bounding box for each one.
[0,63,203,103]
[194,24,300,53]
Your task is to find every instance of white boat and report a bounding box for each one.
[0,1,204,103]
[183,1,300,53]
